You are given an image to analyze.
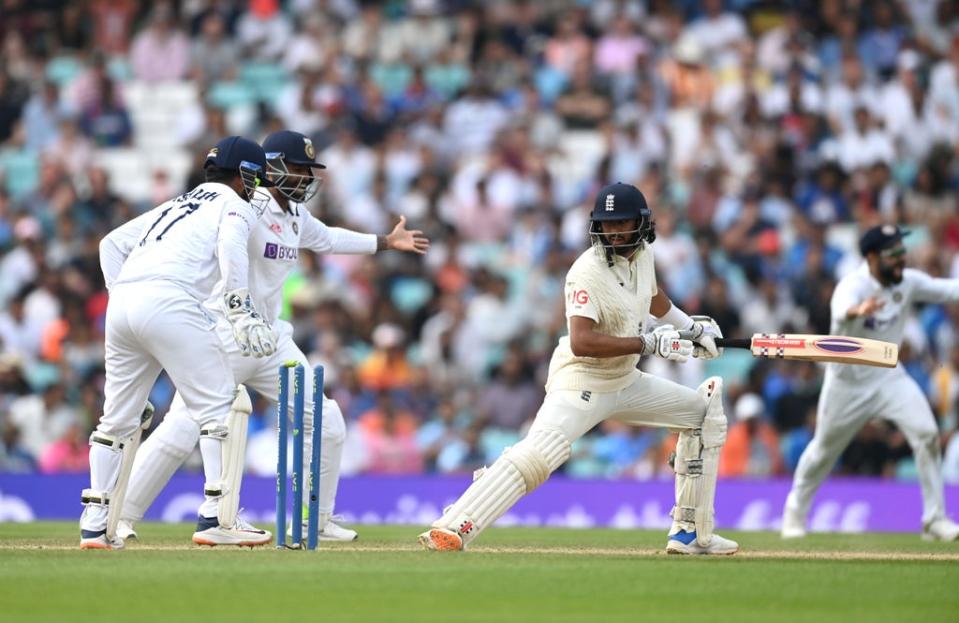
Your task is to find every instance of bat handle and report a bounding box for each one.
[714,338,751,349]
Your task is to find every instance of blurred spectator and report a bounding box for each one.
[720,393,783,477]
[191,12,239,83]
[476,349,541,431]
[236,0,293,61]
[130,4,191,82]
[79,77,131,147]
[357,323,415,393]
[8,382,78,461]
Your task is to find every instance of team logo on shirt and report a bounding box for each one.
[292,222,299,235]
[270,223,282,235]
[893,292,903,303]
[264,242,298,260]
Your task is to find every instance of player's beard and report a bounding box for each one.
[878,258,905,285]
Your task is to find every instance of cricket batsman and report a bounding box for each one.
[115,130,429,543]
[85,136,276,549]
[782,224,959,541]
[419,182,739,555]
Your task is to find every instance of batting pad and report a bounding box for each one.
[200,386,251,528]
[435,429,570,545]
[123,414,200,522]
[671,376,727,546]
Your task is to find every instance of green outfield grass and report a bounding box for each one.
[1,522,957,623]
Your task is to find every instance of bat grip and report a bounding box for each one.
[714,338,751,349]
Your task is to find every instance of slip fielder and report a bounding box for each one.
[419,182,738,555]
[782,224,959,541]
[83,136,276,549]
[116,130,429,543]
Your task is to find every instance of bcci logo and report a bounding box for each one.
[605,193,615,211]
[303,138,315,160]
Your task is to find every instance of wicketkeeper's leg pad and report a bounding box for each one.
[671,376,727,547]
[83,405,152,539]
[434,428,571,545]
[200,386,251,528]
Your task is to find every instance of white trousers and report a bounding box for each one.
[123,330,346,522]
[530,371,705,441]
[785,367,946,526]
[84,282,236,531]
[100,282,236,438]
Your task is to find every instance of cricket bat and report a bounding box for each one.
[713,334,899,368]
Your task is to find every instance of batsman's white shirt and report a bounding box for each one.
[536,245,705,448]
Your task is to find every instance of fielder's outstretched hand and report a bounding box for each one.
[386,216,430,255]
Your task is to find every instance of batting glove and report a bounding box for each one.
[688,315,723,360]
[641,324,693,362]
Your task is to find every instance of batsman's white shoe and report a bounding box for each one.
[192,514,272,547]
[116,520,138,541]
[780,509,807,539]
[922,518,959,542]
[666,530,738,555]
[80,529,124,550]
[418,527,464,551]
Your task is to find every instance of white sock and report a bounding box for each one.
[198,436,222,519]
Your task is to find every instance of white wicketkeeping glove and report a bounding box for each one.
[641,324,693,362]
[222,288,276,358]
[687,315,723,360]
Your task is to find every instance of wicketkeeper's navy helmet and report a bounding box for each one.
[588,182,656,262]
[262,130,325,203]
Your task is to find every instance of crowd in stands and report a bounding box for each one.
[2,0,959,485]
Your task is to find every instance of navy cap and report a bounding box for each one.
[859,224,910,256]
[262,130,325,168]
[591,182,650,221]
[204,136,274,185]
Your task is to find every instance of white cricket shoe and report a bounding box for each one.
[286,516,359,543]
[192,514,272,547]
[922,517,959,542]
[780,509,807,539]
[80,530,124,550]
[116,520,138,541]
[321,518,358,542]
[666,530,739,555]
[418,527,464,551]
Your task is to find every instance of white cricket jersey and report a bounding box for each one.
[206,193,378,332]
[104,183,257,302]
[828,261,959,382]
[546,245,657,393]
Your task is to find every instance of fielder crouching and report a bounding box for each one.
[419,182,738,555]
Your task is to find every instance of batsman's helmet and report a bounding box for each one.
[588,182,655,263]
[262,130,325,203]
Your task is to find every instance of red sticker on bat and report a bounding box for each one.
[752,338,805,349]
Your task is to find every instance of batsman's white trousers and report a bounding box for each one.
[786,366,946,526]
[100,282,236,439]
[531,371,705,443]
